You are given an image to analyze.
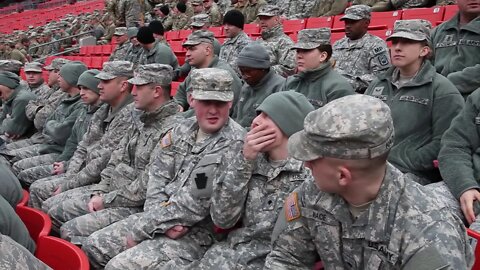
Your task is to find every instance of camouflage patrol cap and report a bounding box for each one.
[128,64,173,86]
[0,60,23,73]
[341,4,371,21]
[114,27,128,36]
[292,28,331,50]
[386,19,432,43]
[95,61,134,80]
[44,58,71,71]
[288,95,394,161]
[127,27,138,38]
[191,0,202,6]
[257,5,280,17]
[191,14,210,27]
[183,30,214,46]
[24,62,43,73]
[190,68,234,102]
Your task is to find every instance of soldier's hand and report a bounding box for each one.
[53,186,62,196]
[125,234,138,249]
[177,104,184,112]
[243,123,276,160]
[460,189,480,224]
[88,195,104,212]
[165,225,189,240]
[52,162,65,175]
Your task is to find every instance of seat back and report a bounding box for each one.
[305,16,333,29]
[443,4,458,21]
[15,205,51,243]
[402,6,445,26]
[17,189,29,207]
[282,19,306,34]
[468,229,480,270]
[35,236,90,270]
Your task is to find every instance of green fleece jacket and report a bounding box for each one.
[439,88,480,199]
[432,14,480,98]
[365,61,464,182]
[0,196,35,254]
[0,86,37,137]
[282,62,354,109]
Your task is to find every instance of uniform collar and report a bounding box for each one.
[379,61,436,88]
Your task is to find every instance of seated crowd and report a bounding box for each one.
[0,0,479,269]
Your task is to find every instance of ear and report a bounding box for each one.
[187,93,194,107]
[319,50,329,63]
[338,166,352,187]
[153,85,162,98]
[419,46,430,58]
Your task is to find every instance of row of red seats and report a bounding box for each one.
[16,191,89,270]
[79,45,115,56]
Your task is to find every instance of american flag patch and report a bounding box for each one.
[285,192,301,221]
[161,131,172,148]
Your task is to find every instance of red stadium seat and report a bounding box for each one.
[370,10,402,30]
[289,32,297,42]
[171,81,181,96]
[78,46,88,56]
[331,31,346,44]
[243,23,260,35]
[216,37,226,44]
[102,56,110,65]
[209,26,224,37]
[468,229,480,270]
[443,4,458,21]
[282,19,306,34]
[35,236,90,270]
[90,56,103,69]
[91,45,103,56]
[305,16,333,29]
[369,29,393,41]
[80,56,92,67]
[402,6,445,26]
[17,189,29,207]
[169,40,185,52]
[165,31,180,41]
[179,29,193,40]
[15,205,51,243]
[101,45,113,55]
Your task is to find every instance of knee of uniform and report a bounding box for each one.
[59,224,73,241]
[82,239,108,269]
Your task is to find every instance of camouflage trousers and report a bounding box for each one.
[28,175,65,209]
[0,235,51,270]
[13,154,58,186]
[60,207,142,246]
[0,132,45,162]
[188,238,270,269]
[83,213,214,269]
[0,144,43,166]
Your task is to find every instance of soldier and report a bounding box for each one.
[118,0,143,27]
[27,62,134,222]
[311,0,348,17]
[192,91,313,269]
[9,42,27,64]
[229,0,248,14]
[436,0,457,5]
[190,0,205,19]
[172,2,190,30]
[174,30,243,113]
[24,62,51,97]
[82,68,246,269]
[148,20,168,45]
[284,28,354,109]
[59,64,179,245]
[0,72,37,142]
[203,0,222,26]
[109,27,130,61]
[0,162,23,207]
[125,27,143,65]
[16,70,102,189]
[373,0,429,11]
[431,0,480,98]
[144,3,160,23]
[220,10,251,76]
[233,42,285,128]
[244,0,266,23]
[351,0,384,6]
[0,60,23,76]
[332,5,391,93]
[257,5,296,77]
[365,20,464,184]
[136,26,178,68]
[0,196,36,253]
[158,5,173,31]
[263,94,473,269]
[0,234,50,270]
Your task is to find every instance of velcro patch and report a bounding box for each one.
[161,131,172,148]
[285,192,301,221]
[378,55,389,66]
[475,117,480,125]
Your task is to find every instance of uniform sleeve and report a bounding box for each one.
[357,42,391,86]
[323,0,348,16]
[43,104,83,146]
[56,114,86,162]
[96,130,131,188]
[24,100,41,121]
[174,76,190,110]
[2,96,35,137]
[447,65,480,97]
[271,38,296,78]
[439,90,480,199]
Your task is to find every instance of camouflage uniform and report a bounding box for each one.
[160,15,174,32]
[285,28,354,109]
[391,0,429,9]
[138,40,179,69]
[172,12,190,30]
[279,0,317,19]
[0,234,51,270]
[118,0,144,27]
[205,2,223,26]
[311,0,348,17]
[436,0,456,5]
[82,68,247,269]
[219,31,251,76]
[58,65,179,244]
[257,6,296,77]
[24,62,51,97]
[109,27,130,61]
[125,43,143,65]
[244,0,266,23]
[332,5,391,93]
[263,94,473,269]
[351,0,384,6]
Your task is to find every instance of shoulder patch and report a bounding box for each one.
[378,55,389,66]
[160,131,172,148]
[475,117,480,125]
[285,192,301,221]
[373,46,385,54]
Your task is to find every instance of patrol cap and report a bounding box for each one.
[127,27,138,38]
[44,58,71,71]
[190,68,234,102]
[288,95,394,161]
[95,61,134,80]
[190,14,210,28]
[24,62,43,73]
[292,28,331,50]
[0,71,20,89]
[0,60,23,73]
[341,4,371,21]
[191,0,202,6]
[386,19,432,43]
[128,64,173,86]
[113,27,128,36]
[257,5,280,17]
[182,30,214,46]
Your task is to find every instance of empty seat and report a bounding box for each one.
[243,23,260,35]
[443,4,458,22]
[169,40,185,52]
[101,45,113,55]
[305,16,333,29]
[35,236,90,270]
[165,30,181,41]
[179,29,193,40]
[209,26,224,37]
[331,31,346,44]
[288,32,297,42]
[90,56,103,69]
[15,205,52,243]
[402,6,445,26]
[282,19,306,34]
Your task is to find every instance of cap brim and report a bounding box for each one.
[257,13,275,17]
[182,40,201,47]
[340,14,364,21]
[127,77,150,85]
[192,90,234,102]
[386,31,426,41]
[24,69,42,72]
[44,65,54,70]
[95,72,117,80]
[287,130,323,161]
[292,42,322,50]
[190,22,205,27]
